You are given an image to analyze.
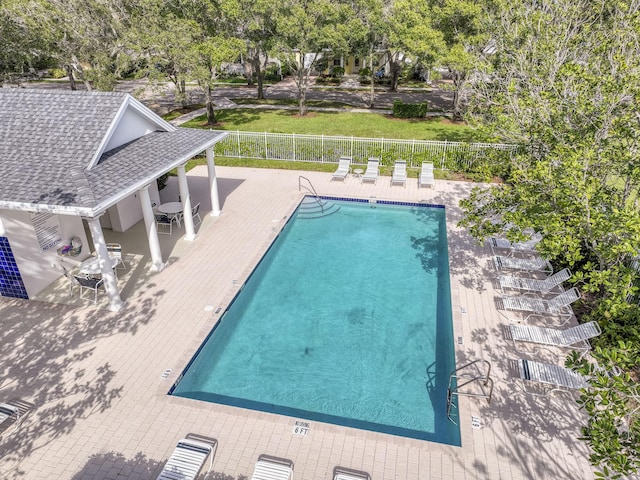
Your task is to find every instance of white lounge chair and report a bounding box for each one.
[251,454,293,480]
[333,466,371,480]
[499,268,572,295]
[489,232,542,256]
[332,156,351,181]
[157,435,217,480]
[507,321,601,355]
[518,358,588,395]
[493,255,553,273]
[361,157,379,184]
[419,162,434,188]
[391,160,407,186]
[501,286,581,322]
[0,403,20,439]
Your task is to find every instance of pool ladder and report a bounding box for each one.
[297,176,340,219]
[446,359,493,425]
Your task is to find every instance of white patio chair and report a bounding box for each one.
[493,255,553,273]
[74,275,104,304]
[106,243,126,271]
[499,268,572,295]
[391,160,407,186]
[507,320,601,355]
[501,286,581,322]
[332,156,351,181]
[155,213,174,235]
[251,454,293,480]
[517,358,588,396]
[191,203,202,227]
[361,157,379,184]
[419,162,434,188]
[157,435,217,480]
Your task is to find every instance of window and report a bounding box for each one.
[355,58,360,67]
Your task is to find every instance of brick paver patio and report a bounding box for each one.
[0,166,594,479]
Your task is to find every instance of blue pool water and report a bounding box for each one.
[171,198,460,445]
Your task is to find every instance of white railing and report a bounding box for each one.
[212,130,517,170]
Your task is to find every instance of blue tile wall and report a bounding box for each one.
[0,237,29,300]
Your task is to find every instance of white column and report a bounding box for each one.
[177,164,196,241]
[206,148,221,216]
[139,185,164,272]
[86,216,124,312]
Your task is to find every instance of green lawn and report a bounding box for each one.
[181,109,477,142]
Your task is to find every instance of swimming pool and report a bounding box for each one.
[171,197,460,446]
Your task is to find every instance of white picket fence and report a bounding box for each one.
[212,130,516,170]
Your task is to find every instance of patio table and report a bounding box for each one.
[158,202,184,227]
[79,255,119,276]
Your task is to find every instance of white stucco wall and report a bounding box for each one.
[104,107,159,152]
[0,209,90,298]
[101,181,161,233]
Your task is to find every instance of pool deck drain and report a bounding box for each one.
[0,166,595,480]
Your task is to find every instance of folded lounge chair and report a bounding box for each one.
[419,162,434,188]
[518,358,588,395]
[361,157,379,184]
[493,255,553,273]
[391,160,407,186]
[489,232,542,256]
[501,286,581,322]
[251,454,293,480]
[499,268,572,295]
[157,435,217,480]
[507,321,601,355]
[332,156,351,181]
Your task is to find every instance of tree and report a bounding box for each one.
[430,0,486,118]
[275,0,356,115]
[223,0,279,100]
[192,35,244,124]
[128,3,201,106]
[567,345,640,478]
[459,0,640,475]
[382,0,444,92]
[0,2,47,81]
[14,0,131,91]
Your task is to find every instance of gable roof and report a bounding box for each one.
[0,88,226,217]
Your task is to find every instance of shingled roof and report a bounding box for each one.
[0,88,226,216]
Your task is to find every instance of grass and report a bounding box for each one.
[231,98,353,108]
[178,156,465,180]
[182,109,477,142]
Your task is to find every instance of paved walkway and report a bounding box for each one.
[0,167,596,480]
[21,76,452,117]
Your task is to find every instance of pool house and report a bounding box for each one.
[0,89,227,311]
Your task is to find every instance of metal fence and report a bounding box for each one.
[212,130,516,170]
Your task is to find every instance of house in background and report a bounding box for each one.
[0,89,227,311]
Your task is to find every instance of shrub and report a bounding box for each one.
[393,100,428,118]
[48,68,67,79]
[331,66,345,78]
